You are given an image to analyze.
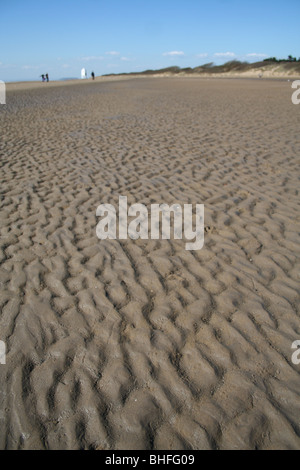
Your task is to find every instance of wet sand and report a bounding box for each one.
[0,77,300,449]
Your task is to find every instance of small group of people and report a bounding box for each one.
[40,73,49,82]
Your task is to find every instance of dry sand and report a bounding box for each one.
[0,77,300,450]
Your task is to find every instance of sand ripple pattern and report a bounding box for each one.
[0,78,300,449]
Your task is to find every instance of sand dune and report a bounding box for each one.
[103,60,300,80]
[0,77,299,449]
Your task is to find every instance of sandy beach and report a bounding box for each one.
[0,77,299,450]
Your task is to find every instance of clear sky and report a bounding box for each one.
[1,0,299,81]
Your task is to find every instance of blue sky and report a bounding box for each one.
[0,0,299,81]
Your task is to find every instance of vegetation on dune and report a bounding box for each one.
[102,55,300,77]
[264,55,300,62]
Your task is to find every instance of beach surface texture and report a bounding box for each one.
[0,77,299,450]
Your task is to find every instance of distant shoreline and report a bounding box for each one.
[3,60,300,89]
[5,74,300,93]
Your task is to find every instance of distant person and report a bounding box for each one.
[81,68,87,79]
[41,74,45,82]
[91,71,95,80]
[46,73,49,82]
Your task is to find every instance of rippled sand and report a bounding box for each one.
[0,77,299,449]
